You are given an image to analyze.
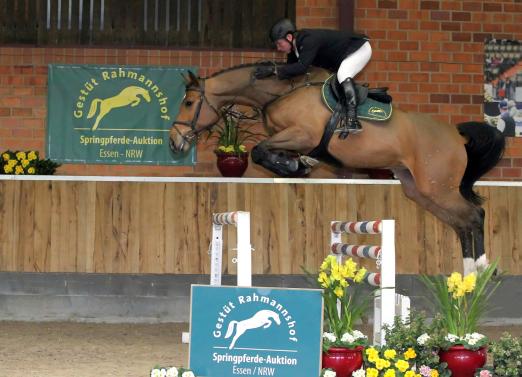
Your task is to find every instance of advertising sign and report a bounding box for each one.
[189,285,323,377]
[47,64,196,165]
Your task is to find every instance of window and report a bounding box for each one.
[0,0,296,48]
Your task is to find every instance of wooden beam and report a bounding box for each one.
[339,0,354,32]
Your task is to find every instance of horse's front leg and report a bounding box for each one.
[251,127,319,177]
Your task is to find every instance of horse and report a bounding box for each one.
[87,85,151,130]
[224,309,281,349]
[169,63,506,275]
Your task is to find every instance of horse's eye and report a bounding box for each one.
[185,100,193,107]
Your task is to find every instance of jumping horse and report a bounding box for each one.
[169,63,505,275]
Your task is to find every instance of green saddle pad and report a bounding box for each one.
[321,75,392,121]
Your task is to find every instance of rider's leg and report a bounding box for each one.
[337,41,372,137]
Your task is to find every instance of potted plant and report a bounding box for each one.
[1,150,60,175]
[212,107,264,177]
[419,261,501,377]
[317,255,373,377]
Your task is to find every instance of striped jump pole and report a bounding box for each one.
[330,219,409,346]
[211,211,252,287]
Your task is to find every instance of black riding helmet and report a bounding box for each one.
[269,18,296,43]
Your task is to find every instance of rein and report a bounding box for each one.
[170,79,221,151]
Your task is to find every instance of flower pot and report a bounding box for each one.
[439,345,487,377]
[322,346,364,377]
[215,152,249,177]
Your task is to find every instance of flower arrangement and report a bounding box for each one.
[419,261,500,351]
[150,366,195,377]
[212,107,263,156]
[317,255,372,351]
[382,311,450,377]
[1,150,60,175]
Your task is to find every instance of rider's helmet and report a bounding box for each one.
[269,18,296,43]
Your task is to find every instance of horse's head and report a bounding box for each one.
[169,71,221,154]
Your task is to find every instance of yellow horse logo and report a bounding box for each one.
[87,86,151,130]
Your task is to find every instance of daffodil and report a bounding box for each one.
[463,272,476,293]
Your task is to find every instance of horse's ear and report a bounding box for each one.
[180,72,190,85]
[187,70,199,86]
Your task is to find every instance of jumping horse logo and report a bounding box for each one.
[224,310,281,349]
[87,86,151,130]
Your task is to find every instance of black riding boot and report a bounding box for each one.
[339,78,362,138]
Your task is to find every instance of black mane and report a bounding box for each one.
[207,61,279,78]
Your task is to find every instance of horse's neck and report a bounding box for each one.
[207,67,330,108]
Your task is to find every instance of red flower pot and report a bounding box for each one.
[215,152,249,177]
[322,346,364,377]
[439,345,487,377]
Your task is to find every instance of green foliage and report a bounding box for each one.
[1,150,60,175]
[489,332,522,377]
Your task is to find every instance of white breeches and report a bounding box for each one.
[337,41,372,83]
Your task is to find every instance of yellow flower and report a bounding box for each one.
[404,348,416,360]
[366,368,378,377]
[384,349,396,359]
[16,151,26,160]
[21,159,30,168]
[15,165,24,175]
[8,159,17,167]
[365,347,378,357]
[238,145,247,152]
[218,146,227,152]
[354,267,367,283]
[334,285,344,298]
[4,165,13,173]
[395,359,409,372]
[320,255,336,271]
[384,369,396,377]
[430,370,439,377]
[2,153,9,161]
[343,258,357,278]
[447,272,462,293]
[453,284,467,298]
[27,167,35,174]
[331,264,343,282]
[405,371,416,377]
[27,151,37,161]
[224,145,235,153]
[318,272,329,288]
[463,273,476,293]
[375,358,389,370]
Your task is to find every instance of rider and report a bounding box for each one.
[254,18,372,135]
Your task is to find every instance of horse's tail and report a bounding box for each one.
[457,121,505,205]
[87,99,102,119]
[224,321,238,339]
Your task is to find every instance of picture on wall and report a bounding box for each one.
[484,39,522,137]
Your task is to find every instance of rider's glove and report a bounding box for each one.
[253,66,276,79]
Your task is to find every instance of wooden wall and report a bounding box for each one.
[0,179,520,275]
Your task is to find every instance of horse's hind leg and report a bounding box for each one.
[393,168,480,274]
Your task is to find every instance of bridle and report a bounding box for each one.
[171,78,221,152]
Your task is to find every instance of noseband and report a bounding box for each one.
[171,79,220,151]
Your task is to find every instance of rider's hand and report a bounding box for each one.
[253,66,276,79]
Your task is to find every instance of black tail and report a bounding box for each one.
[457,121,505,205]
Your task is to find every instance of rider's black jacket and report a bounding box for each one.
[277,29,368,80]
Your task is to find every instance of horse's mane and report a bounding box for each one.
[207,61,279,79]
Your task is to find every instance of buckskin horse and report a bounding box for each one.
[169,63,505,275]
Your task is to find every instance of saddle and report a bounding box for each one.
[322,75,393,122]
